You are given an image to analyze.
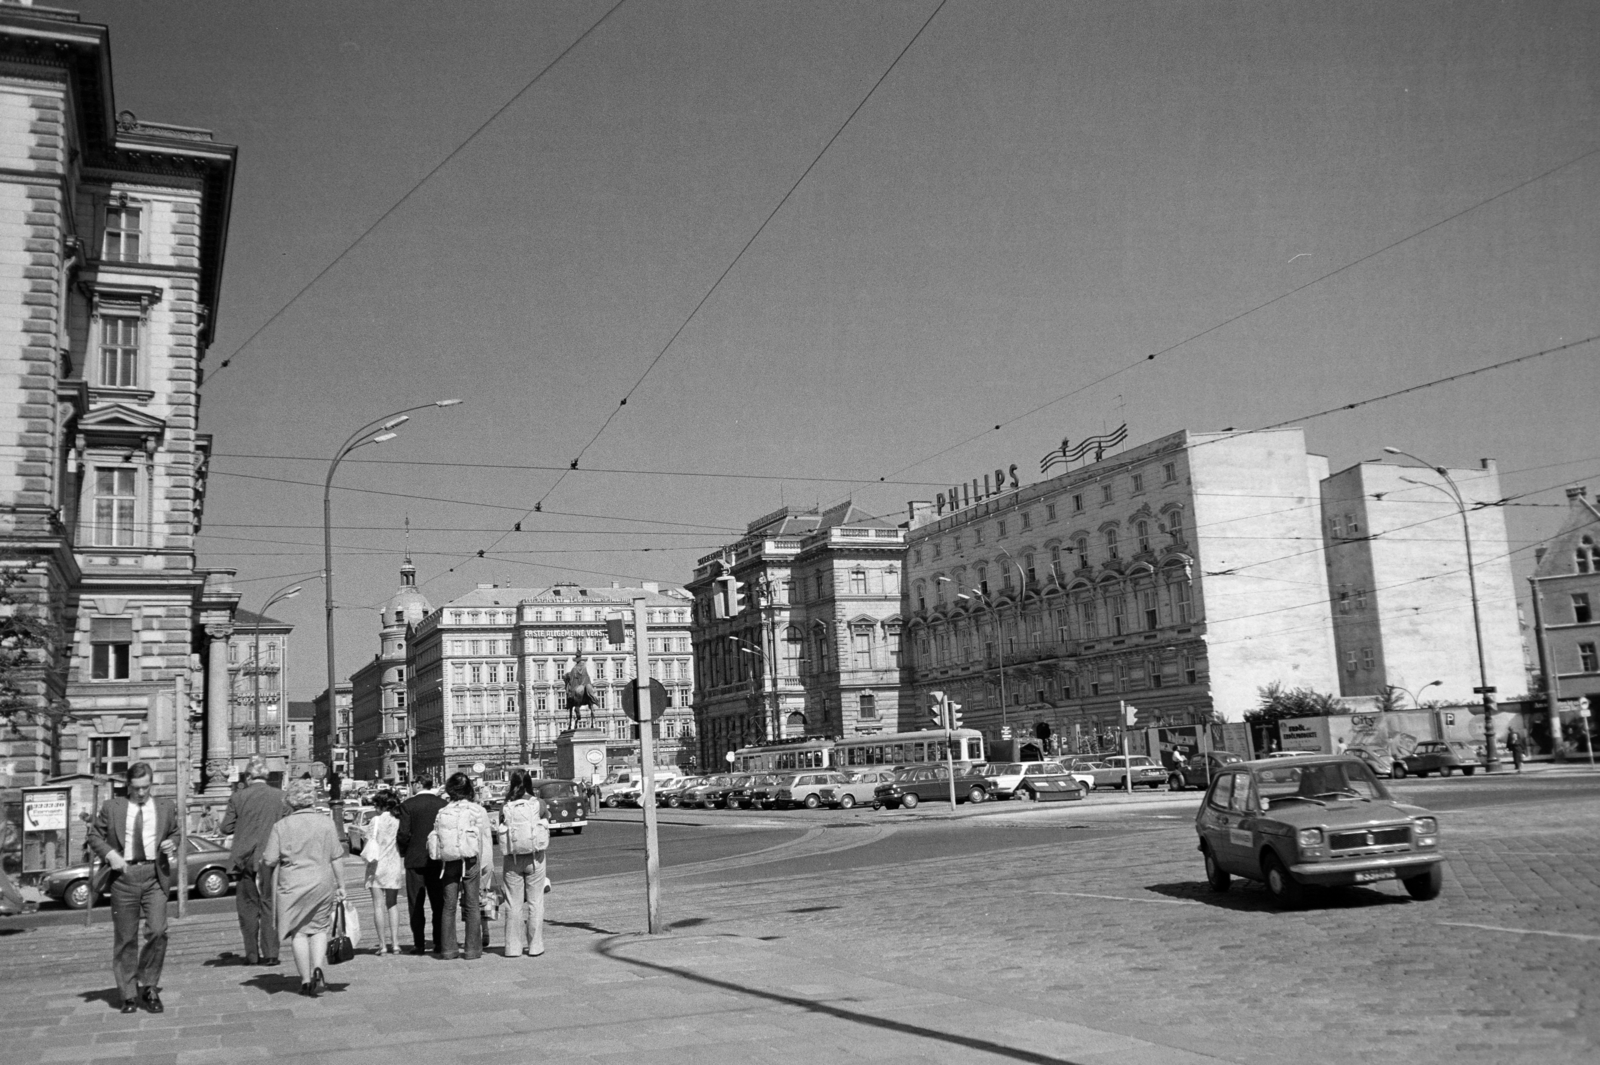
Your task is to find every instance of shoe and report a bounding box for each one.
[307,968,326,997]
[244,953,259,966]
[261,957,280,966]
[140,987,164,1014]
[120,1000,139,1014]
[528,946,545,957]
[411,945,428,956]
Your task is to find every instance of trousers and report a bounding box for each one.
[438,858,481,959]
[405,862,445,952]
[235,863,277,959]
[109,862,167,1001]
[501,851,546,955]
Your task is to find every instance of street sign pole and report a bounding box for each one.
[1580,697,1595,769]
[632,596,661,934]
[1121,700,1133,796]
[175,674,190,920]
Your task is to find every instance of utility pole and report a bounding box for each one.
[632,597,661,934]
[175,672,190,919]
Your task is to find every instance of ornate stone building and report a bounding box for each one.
[408,581,695,782]
[349,555,430,784]
[902,429,1339,753]
[0,6,239,807]
[226,609,291,764]
[689,503,906,768]
[1528,486,1600,751]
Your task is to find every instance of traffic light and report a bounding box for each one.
[948,701,963,729]
[929,691,946,727]
[713,575,745,618]
[605,614,627,647]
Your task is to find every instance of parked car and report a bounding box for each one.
[726,774,785,810]
[982,762,1092,801]
[748,773,802,809]
[1102,755,1169,789]
[1065,759,1122,789]
[1194,755,1445,906]
[818,769,899,809]
[1392,740,1485,778]
[656,776,705,808]
[527,778,588,835]
[42,836,236,910]
[678,775,734,808]
[1166,751,1245,790]
[873,765,990,809]
[343,806,378,854]
[773,771,850,809]
[1348,745,1396,778]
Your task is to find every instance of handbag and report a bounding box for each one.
[326,898,356,965]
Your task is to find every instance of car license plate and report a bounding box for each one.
[1355,869,1395,883]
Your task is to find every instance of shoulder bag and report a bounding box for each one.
[326,898,356,964]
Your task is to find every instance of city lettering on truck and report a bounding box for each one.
[936,464,1021,516]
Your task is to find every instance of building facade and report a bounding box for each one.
[1321,459,1525,706]
[408,582,696,783]
[689,503,906,768]
[902,429,1340,752]
[1529,486,1600,749]
[0,6,238,804]
[349,556,430,784]
[226,608,290,764]
[285,700,315,781]
[312,682,351,778]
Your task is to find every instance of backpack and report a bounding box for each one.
[501,798,549,855]
[427,802,481,862]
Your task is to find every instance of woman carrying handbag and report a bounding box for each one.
[261,779,352,997]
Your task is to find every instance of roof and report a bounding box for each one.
[234,608,291,630]
[440,582,688,610]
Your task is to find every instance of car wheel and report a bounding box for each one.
[901,792,920,809]
[1438,766,1452,777]
[1401,864,1443,901]
[1391,762,1406,779]
[604,796,619,808]
[968,786,989,804]
[1462,767,1475,776]
[1075,783,1089,801]
[871,800,883,810]
[195,868,230,899]
[1262,852,1304,907]
[1168,775,1186,792]
[727,799,741,810]
[667,796,681,808]
[838,794,857,810]
[571,826,583,835]
[804,794,821,809]
[1202,844,1231,893]
[63,878,92,910]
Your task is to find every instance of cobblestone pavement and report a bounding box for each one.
[1,784,1595,1065]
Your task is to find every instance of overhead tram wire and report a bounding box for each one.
[849,144,1600,495]
[202,0,630,386]
[430,0,951,586]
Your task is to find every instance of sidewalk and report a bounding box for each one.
[2,788,1597,1065]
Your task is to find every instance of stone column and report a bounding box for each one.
[203,625,234,796]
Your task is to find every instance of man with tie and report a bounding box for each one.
[87,762,179,1014]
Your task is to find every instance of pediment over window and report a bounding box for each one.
[77,402,167,449]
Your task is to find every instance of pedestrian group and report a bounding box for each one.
[89,759,551,1011]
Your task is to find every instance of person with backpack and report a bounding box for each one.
[494,770,550,957]
[427,773,493,960]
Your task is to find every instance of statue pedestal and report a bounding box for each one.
[556,728,608,785]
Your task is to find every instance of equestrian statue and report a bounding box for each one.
[564,654,600,731]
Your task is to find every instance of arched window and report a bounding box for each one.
[1024,552,1036,583]
[977,564,989,596]
[915,581,927,611]
[1137,521,1150,553]
[1105,528,1119,559]
[1579,536,1598,574]
[783,626,803,675]
[786,711,807,731]
[1075,536,1089,563]
[1050,544,1063,580]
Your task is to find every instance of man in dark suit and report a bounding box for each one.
[86,762,179,1014]
[396,782,446,955]
[219,757,291,964]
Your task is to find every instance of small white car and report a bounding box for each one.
[818,770,899,809]
[982,761,1094,800]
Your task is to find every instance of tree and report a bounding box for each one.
[1375,686,1406,714]
[1245,681,1340,724]
[0,561,70,731]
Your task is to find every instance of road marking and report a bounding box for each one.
[1032,890,1201,906]
[1437,921,1600,943]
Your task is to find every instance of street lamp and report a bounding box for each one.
[952,584,1010,735]
[251,581,303,756]
[324,400,461,776]
[1383,446,1500,770]
[1391,679,1443,709]
[728,636,773,741]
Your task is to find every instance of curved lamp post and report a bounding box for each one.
[1391,679,1443,709]
[251,581,303,756]
[324,400,461,778]
[1383,446,1500,771]
[728,636,773,743]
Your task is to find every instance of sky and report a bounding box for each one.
[69,0,1599,699]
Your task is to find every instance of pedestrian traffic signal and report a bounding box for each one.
[929,691,947,726]
[949,701,963,729]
